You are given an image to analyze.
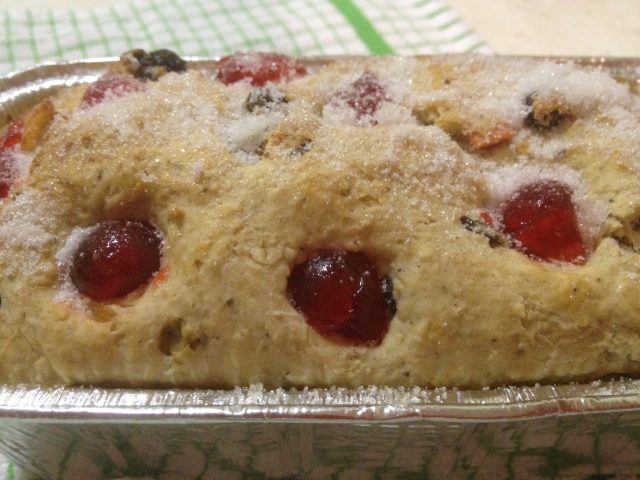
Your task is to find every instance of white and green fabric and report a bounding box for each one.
[0,0,490,478]
[1,0,490,75]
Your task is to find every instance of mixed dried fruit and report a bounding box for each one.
[244,86,288,113]
[524,93,573,130]
[120,48,187,81]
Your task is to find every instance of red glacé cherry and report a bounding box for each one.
[81,74,145,107]
[216,52,307,87]
[0,120,24,199]
[287,250,396,345]
[71,220,162,301]
[2,120,23,149]
[499,180,586,264]
[333,72,387,119]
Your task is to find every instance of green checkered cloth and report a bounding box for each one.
[0,0,489,478]
[1,0,490,75]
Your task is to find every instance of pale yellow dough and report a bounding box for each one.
[1,55,640,388]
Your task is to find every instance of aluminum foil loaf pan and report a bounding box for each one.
[1,57,640,479]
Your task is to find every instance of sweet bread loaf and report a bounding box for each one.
[0,51,639,388]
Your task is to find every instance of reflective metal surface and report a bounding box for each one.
[1,380,640,421]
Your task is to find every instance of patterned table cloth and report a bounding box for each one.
[1,0,489,75]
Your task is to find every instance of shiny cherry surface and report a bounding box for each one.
[71,220,162,301]
[287,250,396,345]
[500,180,586,264]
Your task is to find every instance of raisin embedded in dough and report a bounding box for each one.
[120,49,187,81]
[244,86,288,113]
[524,93,574,130]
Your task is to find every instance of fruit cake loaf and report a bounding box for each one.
[0,50,639,388]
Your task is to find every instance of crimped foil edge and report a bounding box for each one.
[0,380,639,421]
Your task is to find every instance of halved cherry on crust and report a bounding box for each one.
[332,72,387,119]
[287,250,396,346]
[499,180,586,264]
[71,220,162,302]
[216,52,307,87]
[0,120,24,199]
[81,74,145,107]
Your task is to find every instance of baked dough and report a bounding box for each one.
[1,54,639,388]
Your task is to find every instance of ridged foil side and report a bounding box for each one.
[1,382,640,479]
[1,380,640,421]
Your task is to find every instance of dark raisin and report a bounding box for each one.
[613,235,637,252]
[290,139,311,156]
[412,106,438,126]
[159,319,183,356]
[188,333,208,350]
[245,86,287,113]
[140,49,186,73]
[254,139,267,157]
[120,49,187,81]
[381,276,397,317]
[460,216,506,248]
[524,93,573,130]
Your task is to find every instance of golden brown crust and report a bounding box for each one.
[1,55,640,388]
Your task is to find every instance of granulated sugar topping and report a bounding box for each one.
[66,71,223,151]
[54,225,99,309]
[2,54,640,389]
[0,188,55,275]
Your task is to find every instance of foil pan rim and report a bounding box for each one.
[0,380,639,422]
[2,55,638,121]
[1,55,640,423]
